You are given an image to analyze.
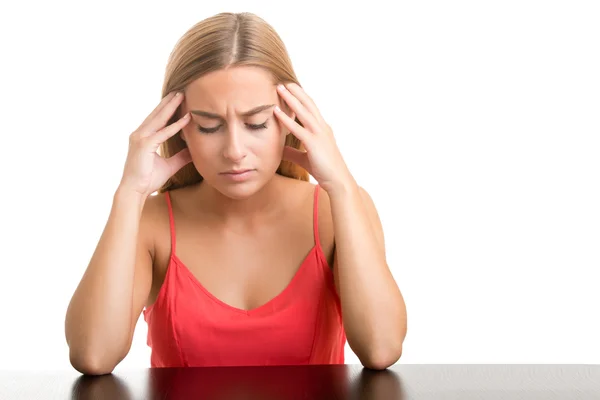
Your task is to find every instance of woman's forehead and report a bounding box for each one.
[184,67,278,118]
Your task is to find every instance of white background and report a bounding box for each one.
[0,0,598,373]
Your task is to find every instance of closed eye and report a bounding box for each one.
[196,122,269,134]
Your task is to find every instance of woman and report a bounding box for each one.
[65,11,407,375]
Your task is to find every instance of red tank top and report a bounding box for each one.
[143,184,346,367]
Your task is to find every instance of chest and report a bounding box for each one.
[148,210,334,312]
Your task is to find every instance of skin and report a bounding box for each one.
[178,66,298,207]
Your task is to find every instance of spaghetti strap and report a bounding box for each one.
[165,191,176,255]
[313,184,320,247]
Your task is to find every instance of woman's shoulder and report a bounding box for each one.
[282,179,335,262]
[141,191,170,222]
[273,178,331,216]
[279,176,325,198]
[292,179,331,211]
[137,190,172,253]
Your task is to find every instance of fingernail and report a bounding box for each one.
[277,84,286,91]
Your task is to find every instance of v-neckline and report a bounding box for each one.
[170,244,322,316]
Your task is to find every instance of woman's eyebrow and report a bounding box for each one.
[190,104,275,120]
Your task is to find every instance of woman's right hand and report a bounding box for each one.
[118,91,192,198]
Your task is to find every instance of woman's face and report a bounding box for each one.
[179,66,295,199]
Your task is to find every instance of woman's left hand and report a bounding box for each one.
[274,82,355,195]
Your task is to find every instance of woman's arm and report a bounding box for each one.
[65,188,154,375]
[327,179,407,370]
[271,82,407,368]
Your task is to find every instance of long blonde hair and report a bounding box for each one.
[157,12,309,194]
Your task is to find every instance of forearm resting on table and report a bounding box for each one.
[65,189,146,374]
[328,180,407,369]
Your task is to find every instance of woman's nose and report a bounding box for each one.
[222,127,247,162]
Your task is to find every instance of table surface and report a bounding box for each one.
[1,364,599,399]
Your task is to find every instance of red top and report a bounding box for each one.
[143,184,346,367]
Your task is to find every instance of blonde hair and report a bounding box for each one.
[157,12,309,194]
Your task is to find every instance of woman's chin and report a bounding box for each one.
[211,176,266,200]
[200,167,282,200]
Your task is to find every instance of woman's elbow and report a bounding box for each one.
[69,350,118,376]
[361,345,403,370]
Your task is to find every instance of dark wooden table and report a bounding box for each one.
[1,364,599,399]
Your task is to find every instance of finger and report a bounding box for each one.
[273,106,312,145]
[165,147,192,173]
[282,146,311,173]
[282,83,325,124]
[152,112,191,144]
[144,91,185,135]
[139,91,179,130]
[277,84,320,132]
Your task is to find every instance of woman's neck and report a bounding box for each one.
[191,174,290,227]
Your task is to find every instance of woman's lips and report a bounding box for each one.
[219,169,256,182]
